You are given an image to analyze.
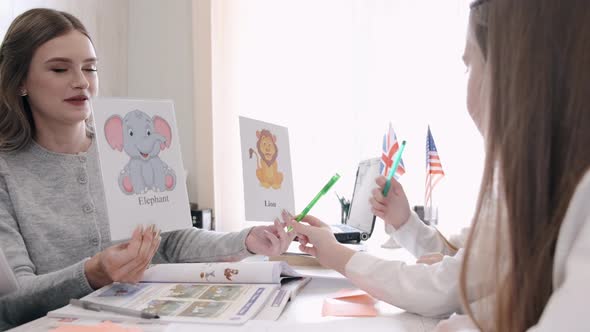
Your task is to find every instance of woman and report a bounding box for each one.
[287,0,490,318]
[0,8,293,330]
[292,0,590,330]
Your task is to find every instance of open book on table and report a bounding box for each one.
[48,261,310,325]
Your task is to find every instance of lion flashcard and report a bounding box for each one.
[92,98,192,241]
[239,116,295,221]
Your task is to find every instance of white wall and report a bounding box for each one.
[191,0,215,214]
[127,0,200,206]
[0,0,129,97]
[0,0,213,211]
[210,0,483,236]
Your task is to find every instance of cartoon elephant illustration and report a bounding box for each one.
[104,110,176,195]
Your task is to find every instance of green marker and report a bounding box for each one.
[382,140,407,196]
[287,173,341,231]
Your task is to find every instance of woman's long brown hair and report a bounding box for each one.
[460,0,590,331]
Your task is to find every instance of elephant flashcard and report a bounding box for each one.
[239,116,295,222]
[92,98,192,241]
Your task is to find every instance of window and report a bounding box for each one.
[211,0,482,237]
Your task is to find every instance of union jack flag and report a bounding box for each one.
[425,126,444,206]
[380,122,405,179]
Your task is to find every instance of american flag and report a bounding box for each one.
[380,122,405,179]
[425,126,444,206]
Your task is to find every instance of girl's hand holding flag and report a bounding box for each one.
[370,176,411,230]
[378,123,406,248]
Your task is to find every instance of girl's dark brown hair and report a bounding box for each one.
[460,0,590,330]
[0,8,92,152]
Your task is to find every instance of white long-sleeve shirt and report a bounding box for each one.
[345,170,590,330]
[346,211,469,317]
[384,212,470,258]
[525,170,590,331]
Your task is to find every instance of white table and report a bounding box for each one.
[262,272,439,332]
[8,238,439,332]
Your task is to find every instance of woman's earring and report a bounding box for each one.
[19,89,27,96]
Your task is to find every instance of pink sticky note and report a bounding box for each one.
[322,289,378,317]
[51,321,143,332]
[332,289,377,305]
[322,298,378,317]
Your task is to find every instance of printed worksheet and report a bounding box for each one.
[50,282,277,325]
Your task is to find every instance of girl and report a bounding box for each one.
[287,0,490,318]
[451,0,590,330]
[291,1,590,330]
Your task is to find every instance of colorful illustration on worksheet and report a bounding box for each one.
[224,268,239,281]
[200,270,216,282]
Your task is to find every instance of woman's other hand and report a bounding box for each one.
[245,210,295,256]
[84,225,161,289]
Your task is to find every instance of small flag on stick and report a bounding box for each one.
[425,126,445,207]
[380,122,406,179]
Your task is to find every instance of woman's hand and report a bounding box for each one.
[286,215,355,273]
[245,210,295,256]
[370,175,411,229]
[84,225,161,289]
[416,252,445,265]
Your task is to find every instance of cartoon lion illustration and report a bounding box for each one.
[224,268,239,281]
[248,129,284,189]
